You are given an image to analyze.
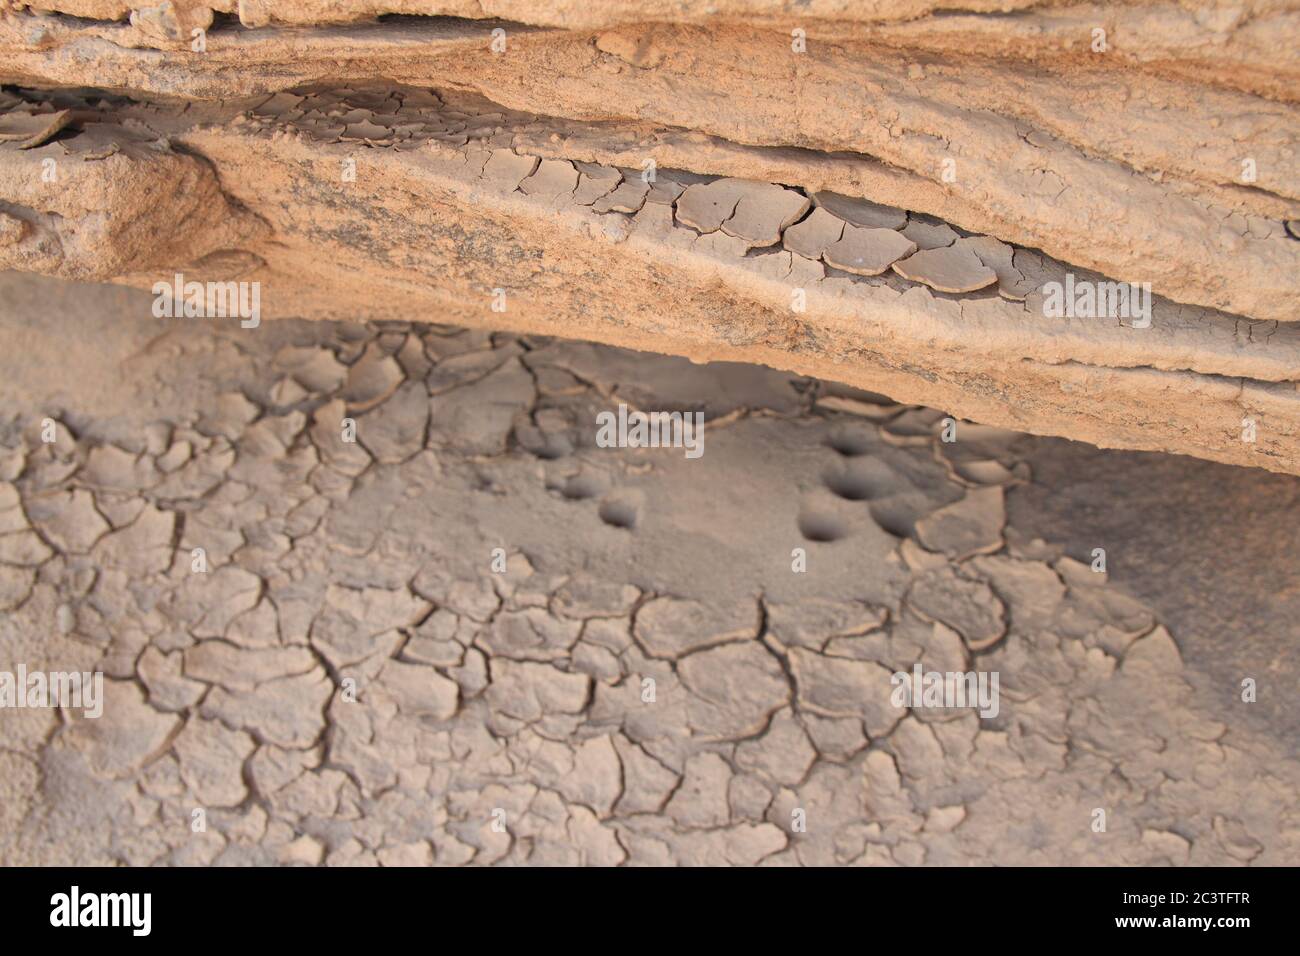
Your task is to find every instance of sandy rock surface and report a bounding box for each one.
[0,4,1296,471]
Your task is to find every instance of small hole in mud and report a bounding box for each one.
[798,510,848,543]
[827,425,874,457]
[823,460,898,501]
[516,424,573,460]
[868,501,915,540]
[561,474,602,500]
[824,468,875,501]
[599,497,639,529]
[531,441,570,461]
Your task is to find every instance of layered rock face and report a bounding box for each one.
[1,1,1297,471]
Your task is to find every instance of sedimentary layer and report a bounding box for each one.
[1,3,1296,471]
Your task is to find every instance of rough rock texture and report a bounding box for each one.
[1,273,1296,866]
[3,5,1297,868]
[0,3,1294,470]
[0,3,1297,472]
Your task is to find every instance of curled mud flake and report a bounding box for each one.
[0,108,73,149]
[961,235,1033,300]
[721,182,811,248]
[1286,220,1300,239]
[674,178,751,233]
[400,89,443,110]
[635,595,760,660]
[782,206,844,260]
[252,91,304,118]
[82,443,159,491]
[480,148,541,190]
[645,175,687,205]
[901,216,959,250]
[892,243,997,293]
[484,659,591,727]
[342,120,393,143]
[356,381,429,463]
[913,485,1006,560]
[679,642,791,741]
[368,113,411,130]
[199,391,259,441]
[432,126,471,148]
[275,345,347,393]
[824,223,916,276]
[906,567,1006,652]
[376,658,460,720]
[786,648,902,739]
[173,716,257,808]
[767,599,887,651]
[201,669,333,750]
[591,177,650,214]
[815,394,900,421]
[417,116,450,133]
[185,639,317,691]
[342,91,393,112]
[310,124,346,144]
[813,191,907,230]
[953,459,1018,486]
[572,162,621,205]
[342,343,404,411]
[520,158,579,200]
[27,488,109,554]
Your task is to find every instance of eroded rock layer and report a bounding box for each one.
[0,3,1297,471]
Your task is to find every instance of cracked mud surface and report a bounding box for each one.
[1,273,1296,867]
